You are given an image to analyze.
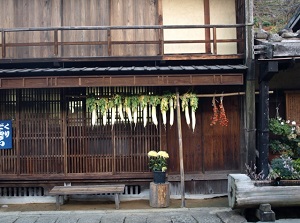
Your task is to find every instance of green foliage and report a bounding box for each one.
[269,118,292,136]
[271,156,300,180]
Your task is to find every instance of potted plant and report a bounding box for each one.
[147,150,169,184]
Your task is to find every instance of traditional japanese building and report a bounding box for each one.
[0,0,254,201]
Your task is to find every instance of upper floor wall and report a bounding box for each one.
[0,0,246,63]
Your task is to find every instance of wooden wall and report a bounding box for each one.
[167,96,241,173]
[0,87,241,180]
[0,0,159,58]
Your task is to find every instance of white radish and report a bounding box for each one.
[126,106,132,123]
[169,98,174,127]
[143,106,147,127]
[191,109,196,132]
[152,105,158,126]
[185,106,190,127]
[118,104,125,122]
[91,109,97,127]
[111,107,116,128]
[133,110,138,127]
[103,112,107,126]
[162,110,167,126]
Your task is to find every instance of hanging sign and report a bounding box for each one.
[0,120,12,149]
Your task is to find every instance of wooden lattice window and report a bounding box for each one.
[285,91,300,123]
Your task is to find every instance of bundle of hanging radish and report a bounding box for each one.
[131,96,139,127]
[149,95,160,128]
[189,94,198,132]
[210,97,218,126]
[139,95,149,127]
[160,95,169,128]
[180,93,190,127]
[86,95,97,127]
[169,94,176,127]
[219,96,229,126]
[114,94,125,122]
[98,98,108,126]
[124,96,132,123]
[108,99,116,129]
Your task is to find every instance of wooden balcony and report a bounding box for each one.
[0,24,245,63]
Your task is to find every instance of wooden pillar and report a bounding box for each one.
[257,61,278,177]
[176,89,185,207]
[149,182,170,208]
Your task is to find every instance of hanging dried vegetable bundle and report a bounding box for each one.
[219,96,229,126]
[114,94,125,122]
[124,96,132,123]
[131,96,139,127]
[180,93,190,127]
[139,95,149,127]
[210,97,218,126]
[149,95,160,127]
[98,98,108,126]
[86,95,97,127]
[189,93,198,132]
[160,95,169,127]
[169,94,176,127]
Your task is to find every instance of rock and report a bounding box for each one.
[254,28,269,39]
[268,33,282,42]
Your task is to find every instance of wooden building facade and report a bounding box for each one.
[0,0,252,197]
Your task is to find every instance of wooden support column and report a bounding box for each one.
[257,61,278,178]
[204,0,211,53]
[176,89,185,208]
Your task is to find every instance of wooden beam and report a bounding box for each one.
[204,0,211,53]
[176,89,185,208]
[0,73,244,89]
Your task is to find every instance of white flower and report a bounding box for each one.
[292,121,296,125]
[281,122,284,125]
[286,120,290,124]
[148,150,158,158]
[158,151,169,159]
[162,167,167,172]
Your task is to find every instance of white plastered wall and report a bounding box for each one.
[162,0,237,54]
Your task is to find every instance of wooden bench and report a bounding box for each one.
[49,184,125,210]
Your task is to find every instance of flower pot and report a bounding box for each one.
[153,171,166,184]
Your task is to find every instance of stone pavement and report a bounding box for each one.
[0,207,247,223]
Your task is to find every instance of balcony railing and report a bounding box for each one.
[0,24,245,62]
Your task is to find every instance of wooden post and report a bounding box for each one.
[176,89,185,207]
[149,182,170,208]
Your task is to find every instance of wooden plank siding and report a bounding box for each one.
[0,87,241,181]
[167,96,240,173]
[0,0,245,61]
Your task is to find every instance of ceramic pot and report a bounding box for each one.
[153,171,166,184]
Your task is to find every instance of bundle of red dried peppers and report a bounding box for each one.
[210,96,229,126]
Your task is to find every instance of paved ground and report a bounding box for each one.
[0,208,247,223]
[1,196,300,222]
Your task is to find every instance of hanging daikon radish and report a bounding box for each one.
[98,98,108,126]
[108,99,115,129]
[169,95,176,127]
[114,94,125,122]
[149,95,160,128]
[91,109,97,127]
[189,94,199,132]
[160,96,169,128]
[124,97,132,123]
[181,94,190,127]
[139,95,149,128]
[131,96,139,127]
[86,94,97,127]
